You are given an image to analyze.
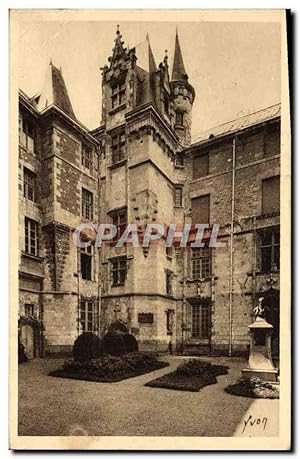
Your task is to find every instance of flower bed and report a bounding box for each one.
[145,359,229,392]
[49,352,169,383]
[224,376,279,399]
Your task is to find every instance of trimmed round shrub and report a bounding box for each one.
[102,331,126,356]
[73,332,103,362]
[122,333,138,353]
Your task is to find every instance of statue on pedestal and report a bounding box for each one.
[242,297,279,383]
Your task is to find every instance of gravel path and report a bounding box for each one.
[18,355,278,437]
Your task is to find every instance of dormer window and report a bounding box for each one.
[175,111,184,127]
[19,115,35,154]
[111,82,126,109]
[82,145,92,171]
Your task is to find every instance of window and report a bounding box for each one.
[82,145,92,170]
[111,132,126,164]
[111,82,126,109]
[19,116,35,154]
[111,257,127,286]
[175,111,184,126]
[81,245,93,280]
[166,309,174,334]
[166,246,172,259]
[193,153,209,179]
[23,167,36,202]
[191,194,210,224]
[262,176,280,215]
[191,302,210,339]
[174,187,183,207]
[166,271,172,295]
[24,217,38,256]
[259,226,280,273]
[80,300,98,332]
[191,246,211,279]
[24,304,34,316]
[111,209,127,240]
[82,188,93,220]
[175,153,184,166]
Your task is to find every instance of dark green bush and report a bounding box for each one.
[122,333,138,353]
[102,331,138,356]
[56,351,167,381]
[73,332,103,362]
[176,359,211,376]
[102,331,126,356]
[225,376,279,399]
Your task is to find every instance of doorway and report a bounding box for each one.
[20,323,35,359]
[186,299,211,353]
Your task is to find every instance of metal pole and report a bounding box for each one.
[228,136,236,356]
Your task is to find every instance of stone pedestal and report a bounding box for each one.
[242,317,278,383]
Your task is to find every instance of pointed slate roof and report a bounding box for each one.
[171,30,188,81]
[35,61,75,119]
[110,25,126,65]
[135,35,158,106]
[135,34,157,74]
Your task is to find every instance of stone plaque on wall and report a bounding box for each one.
[138,313,154,324]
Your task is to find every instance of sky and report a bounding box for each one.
[18,20,281,141]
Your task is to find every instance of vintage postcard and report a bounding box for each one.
[9,9,291,450]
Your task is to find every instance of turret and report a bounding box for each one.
[170,29,195,146]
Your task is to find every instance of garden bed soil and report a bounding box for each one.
[145,364,229,392]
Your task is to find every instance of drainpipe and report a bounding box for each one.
[77,246,80,336]
[252,216,257,313]
[97,146,102,337]
[228,136,236,356]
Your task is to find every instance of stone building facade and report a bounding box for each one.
[18,27,280,358]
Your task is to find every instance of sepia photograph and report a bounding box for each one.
[9,9,291,450]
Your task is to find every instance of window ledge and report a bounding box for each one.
[174,205,183,209]
[174,125,185,131]
[257,212,280,219]
[19,145,36,156]
[175,164,185,169]
[21,251,43,262]
[109,159,127,170]
[188,277,212,283]
[112,283,125,288]
[254,270,280,276]
[109,103,126,116]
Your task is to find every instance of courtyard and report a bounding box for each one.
[18,356,279,437]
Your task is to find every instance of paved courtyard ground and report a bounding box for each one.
[18,355,279,437]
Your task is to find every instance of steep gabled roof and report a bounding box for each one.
[33,61,75,119]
